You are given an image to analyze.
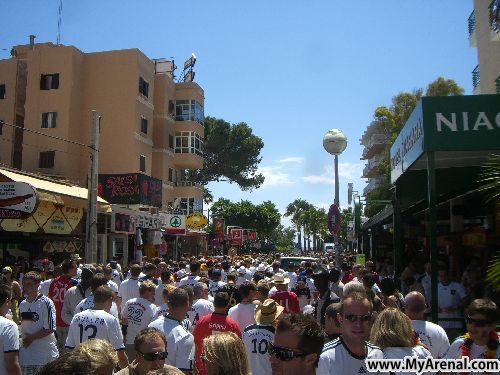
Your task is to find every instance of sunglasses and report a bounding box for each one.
[465,316,491,327]
[268,343,307,361]
[139,350,168,361]
[343,314,372,323]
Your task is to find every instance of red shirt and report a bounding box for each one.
[193,312,242,375]
[341,272,353,284]
[271,291,300,314]
[48,275,76,327]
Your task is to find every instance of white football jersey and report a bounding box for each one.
[149,316,194,372]
[122,297,156,344]
[19,294,58,366]
[208,280,226,297]
[242,324,274,375]
[411,319,450,358]
[65,309,125,350]
[153,303,169,320]
[75,295,119,319]
[0,315,20,374]
[445,334,500,375]
[317,338,387,375]
[187,298,214,327]
[178,275,201,287]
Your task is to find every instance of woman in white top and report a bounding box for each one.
[371,307,432,375]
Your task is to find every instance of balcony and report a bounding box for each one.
[363,176,386,196]
[361,134,390,159]
[362,156,383,178]
[472,65,481,95]
[173,180,204,199]
[468,10,477,47]
[173,152,204,170]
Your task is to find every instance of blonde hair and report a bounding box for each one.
[74,338,118,372]
[370,308,415,348]
[203,332,249,375]
[139,280,157,295]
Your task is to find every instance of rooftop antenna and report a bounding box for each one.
[179,53,196,82]
[56,0,63,45]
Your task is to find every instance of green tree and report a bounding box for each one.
[270,225,296,252]
[339,208,353,249]
[210,198,281,241]
[194,117,265,190]
[364,77,464,218]
[284,199,311,250]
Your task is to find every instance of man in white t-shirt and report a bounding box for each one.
[269,313,324,375]
[404,291,450,358]
[178,261,202,287]
[74,273,120,319]
[437,268,468,338]
[243,299,284,375]
[208,269,226,297]
[19,271,59,373]
[0,284,21,375]
[118,264,141,309]
[66,285,128,369]
[228,282,258,331]
[148,288,194,372]
[317,292,386,374]
[122,281,157,359]
[188,282,214,328]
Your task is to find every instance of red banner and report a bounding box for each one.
[247,231,257,241]
[213,217,225,239]
[230,228,243,246]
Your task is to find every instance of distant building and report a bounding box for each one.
[0,41,204,214]
[468,0,500,94]
[360,121,390,197]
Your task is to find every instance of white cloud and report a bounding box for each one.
[277,156,304,164]
[302,163,364,184]
[257,166,294,187]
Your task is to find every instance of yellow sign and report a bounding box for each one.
[186,213,208,230]
[0,201,83,234]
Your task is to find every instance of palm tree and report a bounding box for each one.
[285,199,310,251]
[481,154,500,290]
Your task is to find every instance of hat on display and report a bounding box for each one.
[254,299,284,325]
[272,273,290,284]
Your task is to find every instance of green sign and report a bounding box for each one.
[355,254,366,266]
[391,95,500,183]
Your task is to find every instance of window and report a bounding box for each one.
[0,84,5,99]
[40,73,59,90]
[41,112,57,128]
[139,77,149,98]
[169,134,174,149]
[175,99,204,124]
[140,117,148,134]
[39,151,55,168]
[140,155,146,172]
[174,131,203,155]
[178,197,203,214]
[168,168,173,182]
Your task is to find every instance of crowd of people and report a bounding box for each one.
[0,251,498,374]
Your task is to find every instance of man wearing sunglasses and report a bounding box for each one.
[317,291,386,375]
[115,327,168,375]
[269,313,324,375]
[445,298,500,371]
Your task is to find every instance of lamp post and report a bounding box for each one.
[323,129,347,267]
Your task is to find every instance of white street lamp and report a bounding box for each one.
[323,129,348,266]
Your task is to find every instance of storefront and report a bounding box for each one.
[362,94,500,320]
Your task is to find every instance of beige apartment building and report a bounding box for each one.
[0,41,205,214]
[468,0,500,94]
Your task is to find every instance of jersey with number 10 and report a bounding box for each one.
[242,324,274,375]
[65,309,125,350]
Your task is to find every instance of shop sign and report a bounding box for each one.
[213,217,225,239]
[186,213,208,230]
[98,173,163,208]
[247,231,257,241]
[43,240,81,253]
[134,212,162,230]
[0,182,38,218]
[230,228,243,246]
[356,254,366,266]
[327,204,341,236]
[163,214,186,235]
[111,212,135,234]
[0,201,83,234]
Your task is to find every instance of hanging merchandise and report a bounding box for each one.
[160,239,167,256]
[153,230,162,246]
[144,243,157,259]
[135,228,143,246]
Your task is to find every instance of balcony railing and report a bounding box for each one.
[468,10,476,36]
[472,65,480,90]
[175,180,203,188]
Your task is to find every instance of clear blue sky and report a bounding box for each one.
[1,0,477,226]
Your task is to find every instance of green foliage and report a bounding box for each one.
[195,117,265,190]
[340,208,353,248]
[284,199,311,249]
[210,198,281,240]
[270,225,296,251]
[364,77,464,218]
[487,252,500,291]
